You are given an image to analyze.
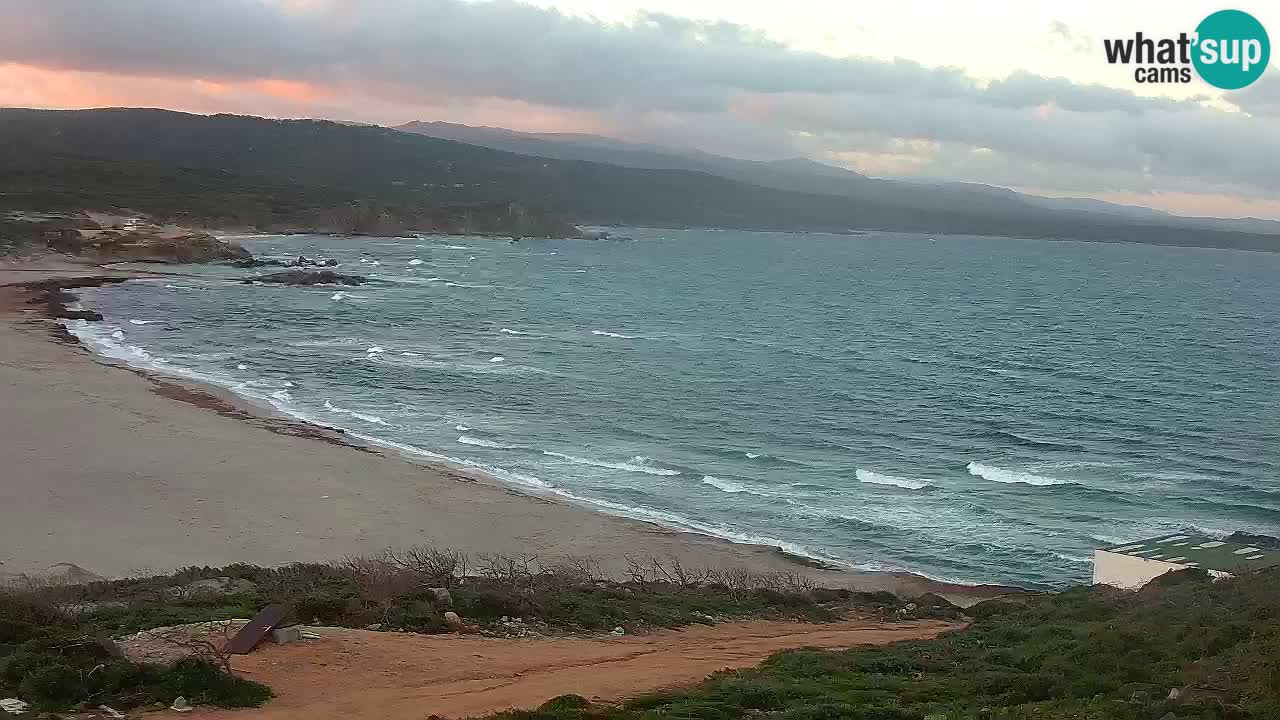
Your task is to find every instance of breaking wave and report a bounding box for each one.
[543,451,681,476]
[966,462,1071,486]
[458,434,518,449]
[323,399,388,425]
[856,469,929,490]
[592,330,637,339]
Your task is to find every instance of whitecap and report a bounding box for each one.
[592,330,637,339]
[458,434,518,449]
[490,356,505,363]
[129,319,156,325]
[455,424,471,431]
[1053,552,1093,564]
[408,258,424,266]
[111,330,125,339]
[444,245,470,250]
[401,351,420,357]
[702,476,752,494]
[542,451,681,476]
[499,328,531,336]
[856,469,929,490]
[331,291,349,301]
[966,461,1070,486]
[366,345,385,355]
[323,399,388,425]
[744,452,761,459]
[236,363,249,371]
[270,389,293,403]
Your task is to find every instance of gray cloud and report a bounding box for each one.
[0,0,1276,198]
[1226,70,1280,117]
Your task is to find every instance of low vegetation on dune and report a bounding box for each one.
[1,549,948,712]
[493,568,1280,720]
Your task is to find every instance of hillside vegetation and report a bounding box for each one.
[495,568,1280,720]
[1,108,1277,250]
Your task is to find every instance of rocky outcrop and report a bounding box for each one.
[79,229,251,263]
[230,255,338,269]
[23,276,130,321]
[245,269,367,286]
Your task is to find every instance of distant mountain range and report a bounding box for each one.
[0,107,1275,251]
[396,120,1280,238]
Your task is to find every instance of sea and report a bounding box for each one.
[67,228,1280,589]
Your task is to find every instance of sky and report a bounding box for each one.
[1,0,1278,219]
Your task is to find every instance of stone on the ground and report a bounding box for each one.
[365,623,383,631]
[444,611,464,631]
[271,626,302,645]
[611,626,625,636]
[170,696,192,713]
[2,698,31,715]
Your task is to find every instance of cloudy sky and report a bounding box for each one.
[2,0,1278,218]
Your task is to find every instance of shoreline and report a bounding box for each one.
[0,260,1023,605]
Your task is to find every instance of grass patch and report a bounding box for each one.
[2,547,948,710]
[483,568,1280,720]
[0,592,269,712]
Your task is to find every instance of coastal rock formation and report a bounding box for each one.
[230,255,339,269]
[2,211,250,263]
[78,229,251,263]
[245,269,367,286]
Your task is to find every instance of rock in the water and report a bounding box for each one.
[245,270,366,286]
[229,257,286,268]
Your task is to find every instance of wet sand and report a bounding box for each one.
[0,261,1016,605]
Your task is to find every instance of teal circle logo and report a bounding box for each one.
[1192,10,1270,89]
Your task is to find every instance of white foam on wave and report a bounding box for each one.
[702,476,749,493]
[489,356,505,363]
[967,461,1069,486]
[500,328,531,336]
[455,424,471,431]
[323,399,388,425]
[542,451,680,476]
[366,345,385,355]
[111,330,125,339]
[129,319,156,325]
[408,258,424,266]
[744,452,761,459]
[237,363,249,370]
[458,434,518,449]
[443,245,471,250]
[331,291,349,301]
[592,330,636,339]
[856,469,929,490]
[1053,552,1093,565]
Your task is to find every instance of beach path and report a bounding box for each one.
[190,618,958,719]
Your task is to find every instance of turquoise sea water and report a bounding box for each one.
[71,229,1280,588]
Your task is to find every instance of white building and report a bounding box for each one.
[1093,534,1279,589]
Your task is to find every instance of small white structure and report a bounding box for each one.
[1093,533,1279,589]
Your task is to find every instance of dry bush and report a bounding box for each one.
[336,553,421,618]
[384,546,469,588]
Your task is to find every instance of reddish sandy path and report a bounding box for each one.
[190,619,956,720]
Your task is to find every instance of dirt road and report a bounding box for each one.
[191,619,957,720]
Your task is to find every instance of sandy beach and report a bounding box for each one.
[0,260,1011,604]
